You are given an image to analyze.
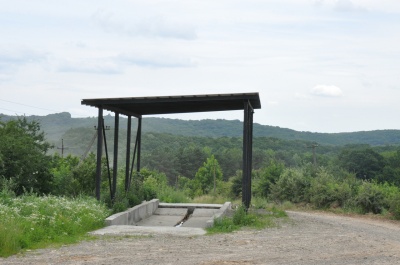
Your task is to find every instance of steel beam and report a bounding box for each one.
[95,107,103,201]
[242,101,254,209]
[137,117,142,173]
[112,113,119,200]
[125,116,131,192]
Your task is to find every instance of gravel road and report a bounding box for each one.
[2,211,400,265]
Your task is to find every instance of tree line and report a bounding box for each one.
[1,117,400,217]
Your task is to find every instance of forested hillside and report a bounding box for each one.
[1,112,400,147]
[2,113,400,240]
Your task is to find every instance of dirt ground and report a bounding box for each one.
[2,211,400,265]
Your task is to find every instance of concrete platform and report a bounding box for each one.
[91,200,232,237]
[90,225,206,237]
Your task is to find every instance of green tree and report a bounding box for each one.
[338,147,386,180]
[0,118,53,195]
[176,145,208,179]
[194,155,223,194]
[255,161,284,197]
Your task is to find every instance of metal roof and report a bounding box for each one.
[81,92,261,117]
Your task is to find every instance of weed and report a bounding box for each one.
[0,194,110,257]
[206,205,287,234]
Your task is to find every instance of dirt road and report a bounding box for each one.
[2,211,400,265]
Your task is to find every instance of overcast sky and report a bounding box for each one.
[1,0,399,133]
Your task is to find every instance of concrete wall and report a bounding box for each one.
[105,199,159,226]
[205,202,232,228]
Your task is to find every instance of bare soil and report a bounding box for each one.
[2,211,400,265]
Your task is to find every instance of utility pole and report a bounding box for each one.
[94,124,111,155]
[213,161,216,195]
[57,139,68,158]
[308,143,319,167]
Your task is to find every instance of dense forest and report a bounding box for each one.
[1,113,400,219]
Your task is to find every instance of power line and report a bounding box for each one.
[56,139,69,158]
[0,107,30,115]
[0,98,61,113]
[0,98,94,118]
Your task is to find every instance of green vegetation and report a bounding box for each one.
[207,205,287,234]
[2,112,400,148]
[0,188,110,257]
[1,115,400,256]
[266,166,400,218]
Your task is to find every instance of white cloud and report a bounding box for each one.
[0,48,47,70]
[58,59,122,75]
[91,9,197,40]
[117,53,196,68]
[310,85,343,97]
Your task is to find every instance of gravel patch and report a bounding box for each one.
[2,211,400,265]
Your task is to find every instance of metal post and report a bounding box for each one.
[242,101,254,209]
[102,121,112,201]
[247,107,254,207]
[125,116,131,192]
[112,113,119,200]
[95,108,103,201]
[242,101,249,209]
[137,117,142,173]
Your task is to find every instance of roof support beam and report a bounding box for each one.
[125,116,131,192]
[112,113,119,202]
[95,107,103,201]
[242,100,254,209]
[85,93,261,204]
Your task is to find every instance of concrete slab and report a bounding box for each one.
[91,225,206,237]
[183,217,212,228]
[159,203,222,209]
[154,208,187,216]
[94,201,232,237]
[192,208,219,217]
[136,215,182,227]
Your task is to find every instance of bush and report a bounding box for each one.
[307,169,353,208]
[269,168,311,203]
[254,161,284,197]
[388,192,400,219]
[355,181,385,214]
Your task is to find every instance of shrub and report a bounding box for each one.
[307,169,353,208]
[269,168,311,203]
[355,181,385,214]
[255,162,284,197]
[388,192,400,219]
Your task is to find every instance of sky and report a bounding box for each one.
[0,0,400,133]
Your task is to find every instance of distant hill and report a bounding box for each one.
[1,112,400,147]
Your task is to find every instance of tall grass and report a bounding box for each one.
[0,193,110,257]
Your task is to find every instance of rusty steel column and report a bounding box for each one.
[95,107,103,201]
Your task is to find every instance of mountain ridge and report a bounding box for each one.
[1,112,400,146]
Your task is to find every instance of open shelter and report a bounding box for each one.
[81,92,261,209]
